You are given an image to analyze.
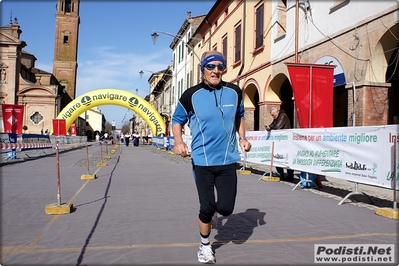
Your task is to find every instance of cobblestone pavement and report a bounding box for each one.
[2,142,397,211]
[70,143,121,167]
[138,145,397,211]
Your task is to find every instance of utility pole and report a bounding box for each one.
[295,0,299,63]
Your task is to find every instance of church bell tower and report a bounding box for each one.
[53,0,80,108]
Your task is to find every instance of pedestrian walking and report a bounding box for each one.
[124,133,130,147]
[133,131,140,146]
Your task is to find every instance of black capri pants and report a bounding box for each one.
[192,163,238,224]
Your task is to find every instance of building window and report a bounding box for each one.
[178,80,181,98]
[222,35,228,64]
[213,44,218,51]
[181,42,185,61]
[172,86,175,104]
[177,44,181,64]
[65,0,71,12]
[180,78,183,94]
[63,35,69,44]
[330,0,350,13]
[178,44,181,63]
[255,3,264,49]
[186,73,190,89]
[30,112,43,125]
[276,0,287,39]
[234,24,242,62]
[187,32,191,54]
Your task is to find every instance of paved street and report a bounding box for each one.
[1,143,398,265]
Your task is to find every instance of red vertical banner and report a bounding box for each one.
[164,120,169,137]
[285,64,311,128]
[52,119,66,136]
[70,123,77,136]
[1,104,25,134]
[285,63,335,128]
[311,66,335,127]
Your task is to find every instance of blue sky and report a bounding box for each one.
[1,0,215,128]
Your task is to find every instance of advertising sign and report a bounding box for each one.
[1,104,24,134]
[70,123,77,136]
[315,56,346,87]
[55,89,165,136]
[243,125,399,190]
[0,133,17,154]
[21,134,51,151]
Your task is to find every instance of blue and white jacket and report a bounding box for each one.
[172,81,244,166]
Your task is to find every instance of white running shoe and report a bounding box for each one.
[197,244,216,264]
[211,213,218,229]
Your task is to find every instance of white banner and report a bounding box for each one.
[0,133,17,154]
[243,125,399,190]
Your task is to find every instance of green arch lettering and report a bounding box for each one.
[54,89,166,136]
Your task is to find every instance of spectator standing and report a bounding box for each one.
[265,106,294,181]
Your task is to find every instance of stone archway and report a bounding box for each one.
[266,73,295,127]
[243,82,260,131]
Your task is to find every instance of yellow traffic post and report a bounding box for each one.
[45,142,73,214]
[97,141,107,167]
[81,142,96,180]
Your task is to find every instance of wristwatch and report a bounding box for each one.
[239,136,247,141]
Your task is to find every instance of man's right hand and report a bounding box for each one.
[174,142,189,157]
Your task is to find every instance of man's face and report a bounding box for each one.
[202,55,226,87]
[270,110,279,119]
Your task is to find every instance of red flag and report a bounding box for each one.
[1,104,25,134]
[52,119,66,136]
[285,63,335,128]
[70,123,77,136]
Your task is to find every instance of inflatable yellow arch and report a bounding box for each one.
[54,89,166,136]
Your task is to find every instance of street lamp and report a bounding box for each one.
[151,30,201,61]
[139,68,172,97]
[151,31,179,44]
[139,68,172,124]
[139,69,170,105]
[139,69,156,79]
[139,70,159,99]
[139,69,172,79]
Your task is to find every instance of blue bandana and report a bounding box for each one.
[200,54,226,73]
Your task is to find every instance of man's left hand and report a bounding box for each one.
[239,139,251,152]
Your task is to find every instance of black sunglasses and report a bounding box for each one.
[204,63,226,71]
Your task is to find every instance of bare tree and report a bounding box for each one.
[121,122,131,134]
[105,121,113,133]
